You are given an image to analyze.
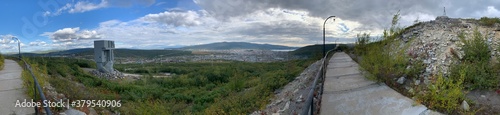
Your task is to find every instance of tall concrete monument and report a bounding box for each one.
[94,40,115,73]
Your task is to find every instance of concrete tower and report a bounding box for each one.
[94,40,115,73]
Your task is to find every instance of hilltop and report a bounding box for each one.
[179,42,297,50]
[395,16,499,79]
[353,16,500,114]
[289,44,337,56]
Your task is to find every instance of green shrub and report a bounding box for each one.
[355,13,414,83]
[479,17,500,27]
[416,73,465,113]
[354,33,370,56]
[20,56,314,114]
[460,29,490,62]
[358,40,410,83]
[0,54,4,70]
[450,62,497,90]
[20,58,48,100]
[455,29,499,90]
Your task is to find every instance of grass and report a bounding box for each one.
[352,13,500,114]
[354,12,420,85]
[19,58,49,101]
[415,73,466,113]
[20,56,316,114]
[354,33,370,56]
[479,17,500,27]
[0,54,4,70]
[452,29,499,90]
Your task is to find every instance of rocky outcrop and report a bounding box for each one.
[251,60,322,115]
[89,69,125,79]
[395,16,499,85]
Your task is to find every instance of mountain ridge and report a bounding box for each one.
[179,42,298,50]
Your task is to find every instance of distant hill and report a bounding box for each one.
[17,48,191,59]
[180,42,297,50]
[290,44,337,56]
[48,48,93,55]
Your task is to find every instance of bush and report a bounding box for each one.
[479,17,500,27]
[355,13,414,83]
[0,54,4,70]
[450,62,497,90]
[354,33,370,56]
[460,29,490,62]
[20,58,48,100]
[21,56,315,114]
[416,73,465,113]
[358,40,410,83]
[454,29,499,90]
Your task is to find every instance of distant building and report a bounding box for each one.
[94,40,115,73]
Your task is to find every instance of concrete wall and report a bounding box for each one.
[94,40,115,73]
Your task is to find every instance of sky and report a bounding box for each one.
[0,0,499,53]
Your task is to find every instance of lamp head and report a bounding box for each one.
[328,16,336,22]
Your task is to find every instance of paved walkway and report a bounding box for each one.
[0,59,34,115]
[320,52,439,115]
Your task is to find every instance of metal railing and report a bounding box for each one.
[17,57,52,115]
[301,48,336,115]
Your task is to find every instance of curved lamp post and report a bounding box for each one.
[323,16,335,57]
[12,37,21,59]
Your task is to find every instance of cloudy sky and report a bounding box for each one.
[0,0,499,53]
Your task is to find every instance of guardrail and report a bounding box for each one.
[301,48,336,115]
[17,57,52,115]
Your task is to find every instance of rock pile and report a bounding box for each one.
[90,69,125,79]
[395,16,500,85]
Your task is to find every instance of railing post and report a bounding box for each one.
[21,59,52,115]
[34,79,38,114]
[311,102,314,115]
[301,49,336,115]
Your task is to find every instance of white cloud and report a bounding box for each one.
[22,0,500,53]
[87,8,373,49]
[140,11,202,27]
[400,12,436,26]
[0,34,17,44]
[1,44,15,51]
[45,0,158,16]
[41,27,102,42]
[29,40,47,46]
[37,8,380,50]
[69,0,108,13]
[474,6,500,17]
[44,3,72,16]
[44,0,108,16]
[155,2,167,6]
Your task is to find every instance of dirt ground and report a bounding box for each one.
[467,89,500,114]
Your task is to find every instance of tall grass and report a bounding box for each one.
[451,29,499,90]
[415,73,465,113]
[19,58,48,100]
[479,17,500,27]
[20,57,316,114]
[0,54,4,70]
[353,12,477,113]
[355,12,418,84]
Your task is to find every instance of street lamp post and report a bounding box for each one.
[323,16,335,57]
[12,37,21,59]
[335,38,339,50]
